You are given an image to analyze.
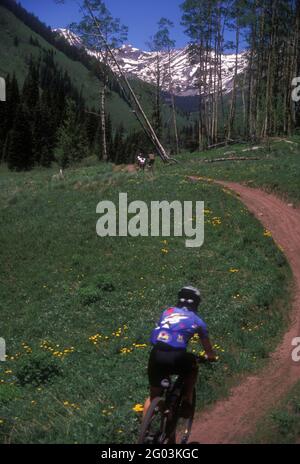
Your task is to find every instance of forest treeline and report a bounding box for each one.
[0,49,159,170]
[0,0,300,170]
[180,0,300,150]
[0,0,194,170]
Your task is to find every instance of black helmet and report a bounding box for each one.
[177,286,201,312]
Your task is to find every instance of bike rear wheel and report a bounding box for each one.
[137,397,166,444]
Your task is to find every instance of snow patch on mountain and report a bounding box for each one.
[55,28,247,97]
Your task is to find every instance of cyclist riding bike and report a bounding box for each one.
[143,286,216,419]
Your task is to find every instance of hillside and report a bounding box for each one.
[0,4,189,133]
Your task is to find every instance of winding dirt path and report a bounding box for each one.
[190,181,300,444]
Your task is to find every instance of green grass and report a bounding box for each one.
[0,154,292,443]
[246,381,300,444]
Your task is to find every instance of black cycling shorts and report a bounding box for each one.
[148,343,197,388]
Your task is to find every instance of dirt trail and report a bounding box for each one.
[190,181,300,444]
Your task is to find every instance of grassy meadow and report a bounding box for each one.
[0,143,294,443]
[175,136,300,204]
[247,380,300,444]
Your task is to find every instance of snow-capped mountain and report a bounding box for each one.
[55,28,247,97]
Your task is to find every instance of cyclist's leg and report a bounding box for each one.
[143,386,163,419]
[178,353,198,405]
[143,347,166,418]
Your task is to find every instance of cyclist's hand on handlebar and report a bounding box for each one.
[197,353,219,363]
[196,354,209,363]
[205,353,219,362]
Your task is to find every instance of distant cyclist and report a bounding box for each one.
[143,286,216,418]
[136,152,147,171]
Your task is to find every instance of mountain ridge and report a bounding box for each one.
[56,28,247,98]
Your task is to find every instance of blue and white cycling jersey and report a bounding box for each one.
[150,306,208,349]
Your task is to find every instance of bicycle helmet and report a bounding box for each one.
[177,286,201,312]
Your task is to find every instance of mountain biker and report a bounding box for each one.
[143,286,216,419]
[136,152,147,171]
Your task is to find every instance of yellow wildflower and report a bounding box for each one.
[264,229,272,238]
[212,217,222,226]
[133,404,144,413]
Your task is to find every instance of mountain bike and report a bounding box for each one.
[137,355,209,445]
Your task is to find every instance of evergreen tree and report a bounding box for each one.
[55,99,88,168]
[32,101,54,167]
[85,109,99,152]
[5,73,20,135]
[112,123,125,164]
[2,73,20,162]
[6,105,34,171]
[1,49,105,168]
[22,59,40,111]
[105,114,113,161]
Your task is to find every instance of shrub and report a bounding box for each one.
[15,352,62,387]
[96,278,115,293]
[78,286,102,306]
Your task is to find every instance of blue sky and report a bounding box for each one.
[18,0,189,50]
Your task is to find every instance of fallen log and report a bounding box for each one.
[242,146,262,152]
[273,138,299,145]
[207,139,237,149]
[202,156,261,163]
